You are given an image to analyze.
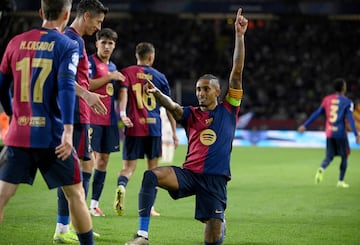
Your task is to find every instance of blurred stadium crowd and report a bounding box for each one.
[1,1,359,130]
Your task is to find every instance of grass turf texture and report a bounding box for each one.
[0,146,359,244]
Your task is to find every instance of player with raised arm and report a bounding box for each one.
[124,8,248,245]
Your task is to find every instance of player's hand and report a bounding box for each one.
[297,125,306,133]
[144,79,157,95]
[110,70,126,82]
[235,8,248,36]
[55,126,73,160]
[173,134,179,149]
[84,91,108,115]
[121,116,134,128]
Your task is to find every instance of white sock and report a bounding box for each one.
[90,199,98,209]
[56,223,69,233]
[137,230,148,239]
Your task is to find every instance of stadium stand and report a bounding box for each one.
[1,0,359,130]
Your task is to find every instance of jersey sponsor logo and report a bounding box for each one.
[19,40,55,51]
[139,117,156,124]
[328,125,338,132]
[106,83,114,96]
[17,116,46,127]
[200,129,217,146]
[30,117,46,127]
[18,116,29,126]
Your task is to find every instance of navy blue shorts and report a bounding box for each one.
[73,123,91,160]
[0,146,82,189]
[169,167,227,222]
[122,136,161,160]
[326,138,350,157]
[90,125,120,153]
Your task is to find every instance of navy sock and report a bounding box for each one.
[92,169,106,200]
[57,187,69,217]
[138,170,158,217]
[117,175,129,187]
[339,157,348,181]
[137,170,158,233]
[77,229,94,245]
[82,171,92,200]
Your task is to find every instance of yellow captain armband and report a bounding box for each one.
[226,88,243,106]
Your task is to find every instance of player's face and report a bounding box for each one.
[196,79,220,110]
[84,12,105,36]
[96,38,115,60]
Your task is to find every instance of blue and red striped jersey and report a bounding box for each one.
[180,100,240,179]
[64,27,90,124]
[120,65,171,136]
[304,93,358,138]
[88,54,118,126]
[0,28,78,148]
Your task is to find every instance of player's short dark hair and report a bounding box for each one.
[198,74,220,88]
[333,78,346,92]
[96,28,118,42]
[136,42,155,60]
[76,0,108,18]
[42,0,72,21]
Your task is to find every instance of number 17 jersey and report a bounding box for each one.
[0,28,78,148]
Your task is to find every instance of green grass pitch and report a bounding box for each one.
[0,146,359,244]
